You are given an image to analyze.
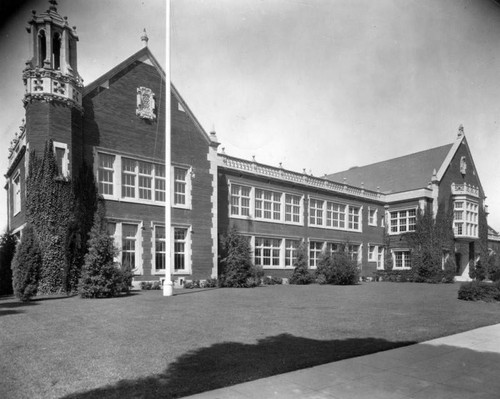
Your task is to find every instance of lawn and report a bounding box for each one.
[1,283,500,399]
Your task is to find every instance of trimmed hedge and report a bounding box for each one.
[458,281,500,302]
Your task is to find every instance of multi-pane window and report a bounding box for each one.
[285,239,300,267]
[368,245,377,262]
[454,200,478,238]
[12,172,21,215]
[347,244,360,262]
[309,199,324,226]
[255,189,281,220]
[155,226,166,270]
[174,228,188,271]
[138,161,153,200]
[326,202,346,228]
[155,164,166,202]
[98,153,115,195]
[254,237,281,266]
[309,241,323,268]
[285,194,301,223]
[174,167,188,205]
[327,242,341,254]
[55,147,66,176]
[122,224,138,269]
[377,247,384,269]
[390,209,417,234]
[368,208,377,226]
[231,184,251,216]
[122,158,136,198]
[394,250,411,269]
[348,206,361,230]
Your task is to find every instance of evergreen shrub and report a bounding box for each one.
[289,244,313,285]
[458,281,500,302]
[315,248,359,285]
[11,225,42,301]
[0,232,17,296]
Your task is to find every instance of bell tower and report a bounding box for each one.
[22,0,83,177]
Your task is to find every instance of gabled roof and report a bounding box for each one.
[326,143,454,194]
[83,46,164,96]
[82,47,216,146]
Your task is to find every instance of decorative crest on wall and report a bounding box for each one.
[136,87,156,120]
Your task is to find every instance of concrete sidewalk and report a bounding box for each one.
[184,324,500,398]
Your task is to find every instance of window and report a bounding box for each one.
[453,200,478,238]
[327,242,341,254]
[285,194,301,223]
[155,164,166,202]
[254,237,281,267]
[53,141,69,177]
[377,247,384,270]
[285,239,300,267]
[255,189,281,220]
[12,172,21,215]
[368,245,377,262]
[309,241,323,268]
[98,153,115,195]
[154,226,166,271]
[309,199,324,226]
[138,161,153,200]
[390,209,417,234]
[326,202,345,228]
[231,184,251,216]
[122,224,138,270]
[174,228,188,271]
[348,206,361,230]
[368,207,377,226]
[347,244,360,262]
[122,158,136,198]
[393,250,411,270]
[173,167,187,206]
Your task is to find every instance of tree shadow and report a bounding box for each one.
[62,334,415,399]
[0,299,38,317]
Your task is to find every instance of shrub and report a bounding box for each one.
[78,203,125,298]
[315,249,359,285]
[289,244,313,285]
[219,227,256,288]
[458,281,500,302]
[0,232,17,296]
[204,278,218,288]
[11,225,42,301]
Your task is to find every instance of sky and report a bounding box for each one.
[1,0,500,231]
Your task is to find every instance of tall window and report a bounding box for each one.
[285,239,300,267]
[368,245,377,262]
[347,244,360,262]
[154,226,166,270]
[174,228,188,271]
[231,184,251,216]
[309,241,323,268]
[309,199,324,226]
[390,209,417,234]
[98,153,115,195]
[326,202,346,228]
[453,200,478,238]
[285,194,301,223]
[155,164,166,202]
[394,250,411,269]
[255,189,281,220]
[122,158,136,198]
[12,172,21,215]
[377,247,384,270]
[254,237,281,266]
[368,208,377,226]
[348,206,361,230]
[174,167,188,205]
[122,224,138,270]
[138,161,153,200]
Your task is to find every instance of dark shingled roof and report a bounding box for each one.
[325,143,454,194]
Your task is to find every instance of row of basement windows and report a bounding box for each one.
[106,221,190,275]
[230,183,381,232]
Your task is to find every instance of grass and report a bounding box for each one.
[1,283,500,398]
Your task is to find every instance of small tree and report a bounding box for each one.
[0,231,17,296]
[78,201,122,298]
[219,227,255,287]
[11,225,42,301]
[289,243,313,285]
[315,244,359,285]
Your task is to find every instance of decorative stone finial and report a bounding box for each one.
[457,124,464,138]
[141,29,149,47]
[252,155,256,162]
[49,0,58,12]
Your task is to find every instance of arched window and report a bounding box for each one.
[38,29,46,67]
[52,32,61,69]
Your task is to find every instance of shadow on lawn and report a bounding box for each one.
[63,334,415,399]
[0,299,38,317]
